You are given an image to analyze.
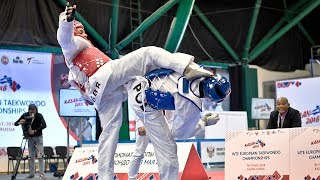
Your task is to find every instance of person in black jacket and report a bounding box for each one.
[14,104,47,179]
[266,97,301,129]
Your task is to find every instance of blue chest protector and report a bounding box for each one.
[144,68,176,110]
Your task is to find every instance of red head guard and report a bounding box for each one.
[74,20,84,30]
[73,20,87,39]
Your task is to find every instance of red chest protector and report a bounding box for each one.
[73,47,111,77]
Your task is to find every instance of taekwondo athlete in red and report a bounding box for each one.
[57,3,213,180]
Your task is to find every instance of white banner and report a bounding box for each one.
[276,77,320,127]
[225,127,320,179]
[290,127,320,178]
[204,111,248,139]
[64,142,193,179]
[200,141,225,164]
[0,49,77,147]
[59,89,96,117]
[225,129,290,179]
[251,98,274,119]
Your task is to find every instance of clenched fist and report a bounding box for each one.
[65,2,76,22]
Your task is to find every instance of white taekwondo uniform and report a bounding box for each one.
[126,72,208,179]
[57,11,196,179]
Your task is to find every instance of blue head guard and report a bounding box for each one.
[201,76,231,102]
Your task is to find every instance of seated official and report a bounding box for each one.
[266,97,301,129]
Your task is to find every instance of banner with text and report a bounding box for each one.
[200,141,225,164]
[290,127,320,179]
[0,49,77,147]
[59,89,96,117]
[64,142,203,180]
[251,98,274,120]
[225,129,290,179]
[276,77,320,127]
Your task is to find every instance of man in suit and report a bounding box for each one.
[266,97,301,129]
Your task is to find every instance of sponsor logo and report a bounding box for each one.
[277,81,301,88]
[13,56,23,64]
[254,103,271,112]
[75,155,97,165]
[64,97,90,107]
[244,140,266,148]
[311,139,320,145]
[27,57,44,64]
[1,55,9,65]
[0,75,21,92]
[301,105,320,125]
[207,146,215,157]
[27,57,34,64]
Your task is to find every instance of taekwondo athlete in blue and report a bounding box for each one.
[125,68,231,179]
